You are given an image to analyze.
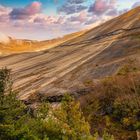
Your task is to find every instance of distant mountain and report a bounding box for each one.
[0,7,140,100]
[0,30,86,55]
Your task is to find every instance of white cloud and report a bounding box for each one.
[0,32,10,43]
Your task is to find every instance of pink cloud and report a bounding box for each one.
[26,1,41,15]
[94,0,108,12]
[0,5,12,15]
[33,14,58,25]
[89,0,117,15]
[0,5,12,23]
[55,16,65,24]
[10,1,42,20]
[78,11,87,22]
[0,0,120,40]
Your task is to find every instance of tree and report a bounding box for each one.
[0,68,44,140]
[44,94,93,140]
[0,68,11,95]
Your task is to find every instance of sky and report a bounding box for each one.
[0,0,140,40]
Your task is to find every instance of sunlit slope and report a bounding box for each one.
[0,7,140,100]
[0,30,86,55]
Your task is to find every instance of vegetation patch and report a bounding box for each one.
[81,62,140,140]
[0,68,114,140]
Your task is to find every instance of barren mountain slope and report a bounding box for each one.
[0,7,140,100]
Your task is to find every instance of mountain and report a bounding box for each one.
[0,30,86,55]
[0,7,140,100]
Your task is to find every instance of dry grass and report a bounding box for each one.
[78,62,140,139]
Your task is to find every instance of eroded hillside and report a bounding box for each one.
[0,7,140,100]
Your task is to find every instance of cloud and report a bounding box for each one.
[68,11,88,24]
[58,4,87,15]
[68,0,86,4]
[0,0,132,40]
[132,1,140,9]
[0,14,9,22]
[88,0,117,15]
[33,14,65,26]
[86,0,119,26]
[0,5,12,22]
[56,16,66,24]
[10,1,41,20]
[0,32,10,43]
[58,0,87,15]
[0,5,12,15]
[85,15,98,25]
[106,9,118,16]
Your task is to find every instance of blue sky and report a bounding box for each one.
[0,0,65,15]
[0,0,135,11]
[0,0,140,40]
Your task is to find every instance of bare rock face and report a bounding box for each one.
[0,7,140,100]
